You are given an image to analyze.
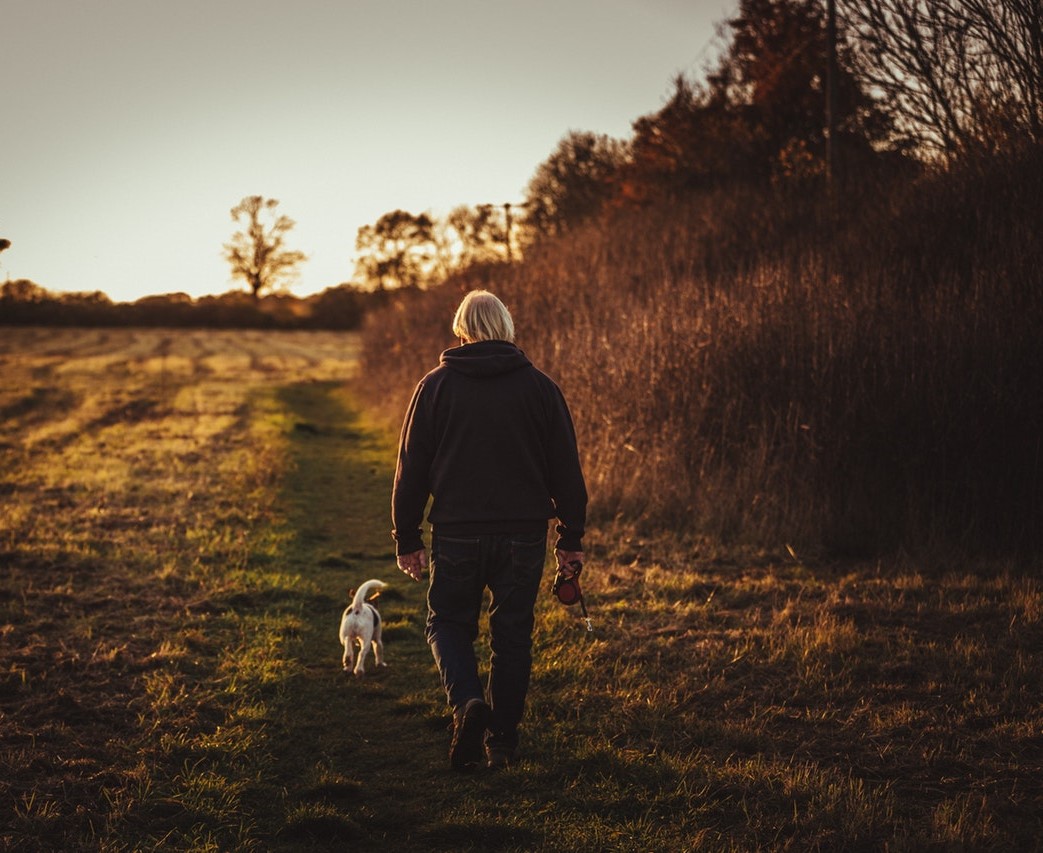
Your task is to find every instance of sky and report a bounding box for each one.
[2,0,732,303]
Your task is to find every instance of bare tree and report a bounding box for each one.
[963,0,1043,143]
[223,196,306,299]
[843,0,1043,158]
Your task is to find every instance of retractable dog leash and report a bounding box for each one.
[577,590,592,632]
[553,560,593,632]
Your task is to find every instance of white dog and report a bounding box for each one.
[339,579,387,677]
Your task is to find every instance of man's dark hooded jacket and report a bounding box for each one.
[392,340,587,556]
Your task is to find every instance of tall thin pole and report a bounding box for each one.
[826,0,838,186]
[503,203,513,262]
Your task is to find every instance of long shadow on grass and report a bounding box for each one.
[268,381,528,850]
[266,382,720,852]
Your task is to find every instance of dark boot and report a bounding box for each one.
[449,698,492,771]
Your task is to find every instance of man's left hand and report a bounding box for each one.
[397,549,428,582]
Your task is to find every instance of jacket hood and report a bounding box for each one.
[440,340,531,378]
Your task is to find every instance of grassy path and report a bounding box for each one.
[235,379,602,851]
[261,380,469,848]
[257,380,583,851]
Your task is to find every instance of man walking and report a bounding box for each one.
[393,289,587,771]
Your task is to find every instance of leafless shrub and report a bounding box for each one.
[843,0,1043,157]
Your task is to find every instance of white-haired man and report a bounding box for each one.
[393,289,587,771]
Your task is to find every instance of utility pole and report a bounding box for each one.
[503,203,513,262]
[824,0,839,292]
[479,202,526,262]
[825,0,838,187]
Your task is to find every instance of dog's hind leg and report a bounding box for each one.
[352,634,373,675]
[353,639,369,677]
[342,639,354,673]
[371,608,386,668]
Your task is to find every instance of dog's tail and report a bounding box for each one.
[350,579,386,614]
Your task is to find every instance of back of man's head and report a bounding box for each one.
[452,290,515,343]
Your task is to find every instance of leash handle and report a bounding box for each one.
[578,592,593,632]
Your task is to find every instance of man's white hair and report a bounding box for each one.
[452,290,515,343]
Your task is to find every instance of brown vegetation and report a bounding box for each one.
[351,0,1043,561]
[354,147,1043,560]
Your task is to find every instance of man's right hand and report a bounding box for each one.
[554,549,585,577]
[397,549,428,582]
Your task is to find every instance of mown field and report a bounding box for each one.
[1,327,1041,851]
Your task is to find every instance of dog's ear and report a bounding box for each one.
[367,590,381,602]
[348,587,356,600]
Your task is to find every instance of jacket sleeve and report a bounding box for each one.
[391,380,433,555]
[546,384,588,552]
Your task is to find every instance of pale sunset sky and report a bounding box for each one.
[2,0,731,303]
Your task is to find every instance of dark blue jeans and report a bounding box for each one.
[426,532,547,750]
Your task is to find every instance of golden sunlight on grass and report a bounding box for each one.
[2,328,1041,850]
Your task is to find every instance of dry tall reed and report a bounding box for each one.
[354,150,1043,560]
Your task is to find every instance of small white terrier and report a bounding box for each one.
[339,579,387,677]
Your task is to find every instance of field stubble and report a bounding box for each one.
[1,328,1041,851]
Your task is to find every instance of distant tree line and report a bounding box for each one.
[0,279,386,330]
